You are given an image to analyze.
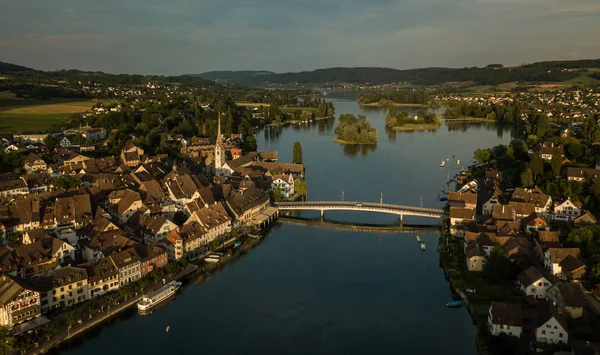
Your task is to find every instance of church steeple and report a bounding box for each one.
[214,111,226,174]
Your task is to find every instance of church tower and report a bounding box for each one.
[214,111,226,174]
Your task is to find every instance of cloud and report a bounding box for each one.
[0,0,598,74]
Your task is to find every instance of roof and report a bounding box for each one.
[535,301,568,331]
[489,302,522,327]
[259,151,278,161]
[559,254,585,273]
[132,244,167,263]
[466,243,485,258]
[540,146,564,156]
[575,211,598,225]
[449,207,475,220]
[28,266,88,291]
[492,204,515,221]
[224,152,260,170]
[225,186,269,217]
[538,231,559,243]
[510,187,550,209]
[0,275,37,306]
[24,153,44,166]
[80,258,118,283]
[521,212,548,226]
[566,167,600,179]
[554,283,585,308]
[485,170,503,181]
[448,192,477,206]
[547,248,581,264]
[508,201,536,216]
[517,266,546,288]
[138,215,172,235]
[189,202,231,229]
[245,161,304,176]
[109,248,141,268]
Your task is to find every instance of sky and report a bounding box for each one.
[1,0,599,75]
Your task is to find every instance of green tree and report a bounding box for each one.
[550,150,563,176]
[486,111,497,121]
[0,326,15,355]
[520,168,534,188]
[529,152,544,181]
[40,322,57,341]
[473,148,492,164]
[137,277,151,294]
[294,179,307,200]
[483,246,514,284]
[53,176,81,191]
[567,227,594,245]
[62,311,81,338]
[293,141,303,164]
[273,187,283,202]
[43,134,58,151]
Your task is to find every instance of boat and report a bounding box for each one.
[416,236,421,242]
[440,161,445,167]
[420,243,426,251]
[204,257,220,263]
[137,281,182,313]
[457,159,461,165]
[439,196,448,202]
[446,301,462,308]
[233,241,241,248]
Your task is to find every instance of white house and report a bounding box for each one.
[272,174,295,198]
[449,207,475,227]
[535,302,568,345]
[553,198,582,221]
[517,266,552,299]
[60,136,73,147]
[488,302,523,338]
[544,247,582,276]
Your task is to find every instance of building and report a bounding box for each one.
[547,283,585,319]
[510,187,552,214]
[449,207,476,227]
[13,132,48,143]
[108,189,143,224]
[272,174,295,198]
[133,244,168,277]
[540,145,564,161]
[465,243,485,272]
[214,112,226,175]
[110,248,141,286]
[492,204,515,222]
[544,248,583,277]
[24,153,47,172]
[0,275,41,327]
[448,192,477,210]
[488,302,523,338]
[80,258,119,299]
[185,202,232,242]
[28,267,88,313]
[553,198,582,221]
[517,266,552,299]
[0,177,28,198]
[566,167,600,182]
[136,215,178,244]
[225,186,270,225]
[535,302,568,345]
[160,229,184,261]
[521,213,549,234]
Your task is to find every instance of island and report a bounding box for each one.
[358,91,431,107]
[334,113,378,144]
[384,107,441,131]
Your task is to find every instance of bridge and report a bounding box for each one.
[275,201,447,223]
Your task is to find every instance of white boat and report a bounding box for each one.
[416,236,421,242]
[420,243,426,251]
[137,281,182,313]
[457,159,461,165]
[204,257,220,263]
[440,161,445,167]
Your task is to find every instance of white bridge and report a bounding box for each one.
[275,201,446,222]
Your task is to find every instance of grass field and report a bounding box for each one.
[235,102,271,107]
[280,106,318,113]
[0,92,99,133]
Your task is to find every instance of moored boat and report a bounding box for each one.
[416,236,421,243]
[420,243,426,251]
[137,281,182,313]
[440,161,445,167]
[446,301,462,308]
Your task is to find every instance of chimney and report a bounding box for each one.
[502,206,505,213]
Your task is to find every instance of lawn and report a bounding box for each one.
[0,94,99,133]
[280,106,318,113]
[235,101,271,107]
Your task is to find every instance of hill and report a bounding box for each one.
[191,59,600,86]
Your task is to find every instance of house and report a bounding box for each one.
[120,144,144,167]
[132,244,168,277]
[488,302,523,338]
[510,187,552,214]
[109,248,141,286]
[230,148,242,160]
[492,204,515,222]
[80,258,119,299]
[179,222,207,260]
[136,215,178,244]
[574,211,597,225]
[449,207,476,227]
[225,186,270,224]
[24,153,47,172]
[0,242,57,278]
[482,186,503,215]
[566,167,600,182]
[517,266,552,299]
[547,283,585,319]
[544,248,584,277]
[12,132,48,143]
[553,198,582,221]
[534,231,561,261]
[62,152,90,166]
[82,231,135,261]
[465,243,485,272]
[0,177,28,197]
[185,202,232,242]
[540,145,564,161]
[28,266,88,313]
[485,170,503,184]
[59,135,72,147]
[521,213,549,234]
[259,151,279,162]
[160,229,184,261]
[508,201,536,220]
[108,189,143,223]
[447,192,477,210]
[0,275,41,327]
[271,174,295,198]
[535,302,568,345]
[166,174,204,206]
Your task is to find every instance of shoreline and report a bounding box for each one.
[333,138,377,145]
[359,102,426,108]
[389,123,441,131]
[443,117,495,123]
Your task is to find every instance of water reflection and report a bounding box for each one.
[385,126,397,142]
[340,143,377,158]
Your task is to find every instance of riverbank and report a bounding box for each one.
[389,123,441,131]
[269,115,332,127]
[360,102,426,108]
[443,117,495,123]
[279,215,439,232]
[333,138,377,145]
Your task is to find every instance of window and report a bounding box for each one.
[546,325,551,328]
[554,326,557,329]
[542,330,546,334]
[559,333,563,337]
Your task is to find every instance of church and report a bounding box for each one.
[213,112,227,176]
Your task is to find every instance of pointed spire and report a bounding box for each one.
[216,111,223,147]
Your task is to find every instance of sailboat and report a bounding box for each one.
[457,159,461,165]
[440,160,445,167]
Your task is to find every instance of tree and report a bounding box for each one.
[0,326,15,355]
[550,150,563,176]
[294,179,307,200]
[486,111,497,121]
[173,211,187,226]
[300,110,313,122]
[62,311,81,338]
[273,186,283,202]
[43,134,58,151]
[53,176,81,190]
[473,148,492,164]
[483,246,514,284]
[520,168,534,188]
[567,227,594,245]
[40,322,57,341]
[137,277,151,294]
[293,141,303,164]
[529,152,544,181]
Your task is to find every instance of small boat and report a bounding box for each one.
[233,241,241,248]
[446,301,462,308]
[166,326,170,332]
[137,281,182,313]
[420,243,426,251]
[439,196,448,202]
[416,236,421,243]
[440,161,445,167]
[457,159,461,165]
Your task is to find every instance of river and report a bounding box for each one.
[56,93,514,355]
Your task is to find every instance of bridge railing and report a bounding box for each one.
[275,201,445,214]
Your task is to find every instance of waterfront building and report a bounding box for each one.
[80,258,119,299]
[133,244,169,277]
[465,243,485,272]
[160,229,184,261]
[547,283,585,319]
[225,186,270,225]
[271,174,295,198]
[110,248,142,287]
[185,202,232,242]
[28,267,88,313]
[448,192,477,210]
[488,302,523,338]
[0,275,41,327]
[544,248,585,278]
[535,302,568,345]
[517,266,552,299]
